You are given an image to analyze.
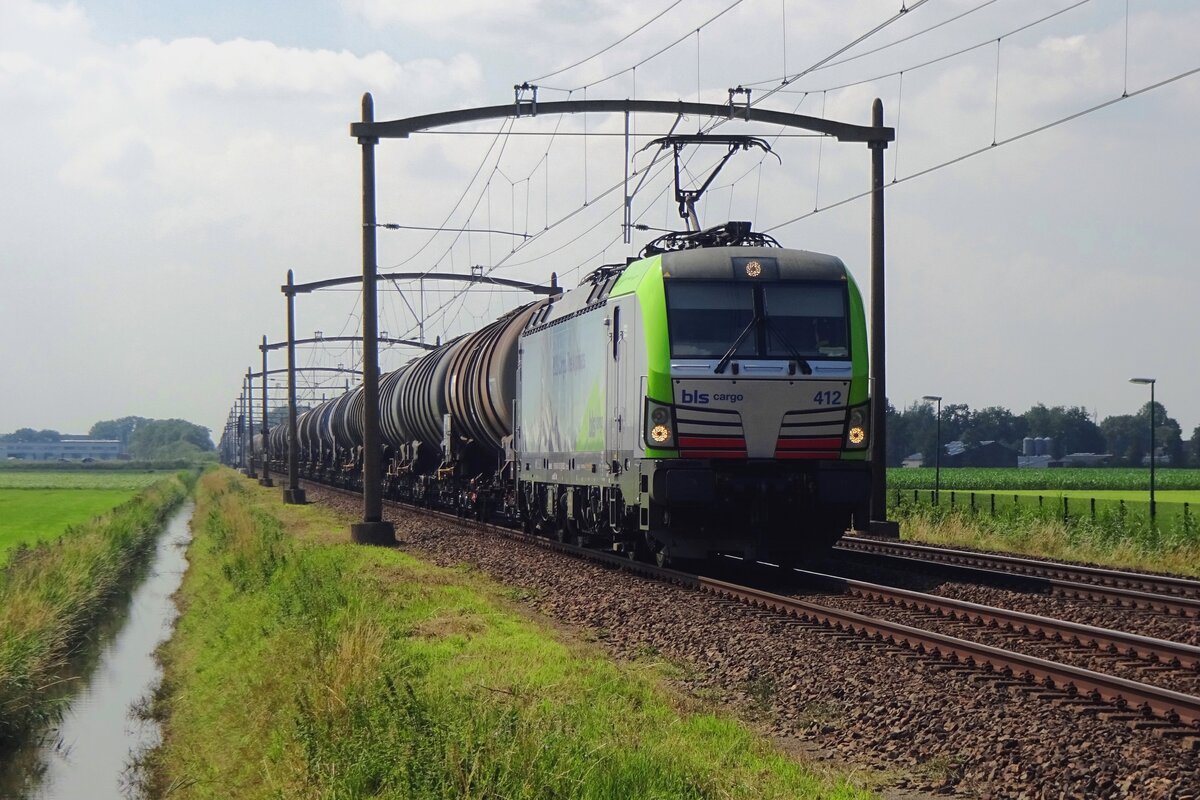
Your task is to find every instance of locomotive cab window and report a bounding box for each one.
[666,279,849,360]
[664,281,755,359]
[763,283,848,358]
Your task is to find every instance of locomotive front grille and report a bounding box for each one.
[674,406,746,458]
[775,407,847,459]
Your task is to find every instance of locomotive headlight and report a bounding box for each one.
[644,397,677,449]
[845,403,870,450]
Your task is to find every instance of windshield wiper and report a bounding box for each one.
[762,317,813,375]
[713,316,758,374]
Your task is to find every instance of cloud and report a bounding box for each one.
[345,0,544,28]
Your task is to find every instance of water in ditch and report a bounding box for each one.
[0,500,195,800]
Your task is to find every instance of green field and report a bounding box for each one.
[1002,489,1200,504]
[0,470,168,564]
[0,471,165,490]
[0,489,139,564]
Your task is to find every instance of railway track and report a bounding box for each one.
[785,568,1200,695]
[300,477,1200,738]
[835,536,1200,617]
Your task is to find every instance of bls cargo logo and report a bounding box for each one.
[681,389,744,405]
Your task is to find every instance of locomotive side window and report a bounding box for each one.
[665,281,754,359]
[762,283,849,358]
[612,306,620,359]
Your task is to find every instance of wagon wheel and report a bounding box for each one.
[625,531,652,563]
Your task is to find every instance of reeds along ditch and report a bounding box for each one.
[0,471,194,749]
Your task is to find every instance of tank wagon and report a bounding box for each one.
[269,225,872,564]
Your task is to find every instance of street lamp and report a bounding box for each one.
[1129,378,1156,520]
[922,395,943,504]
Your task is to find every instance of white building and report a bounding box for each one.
[0,439,123,461]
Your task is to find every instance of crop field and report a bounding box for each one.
[888,467,1200,492]
[0,471,165,491]
[0,469,168,562]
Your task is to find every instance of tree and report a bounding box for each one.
[2,428,61,442]
[1102,402,1184,467]
[127,419,214,460]
[940,403,972,443]
[1101,414,1143,465]
[1189,426,1200,467]
[89,416,149,445]
[1137,401,1183,467]
[962,406,1026,448]
[1022,405,1104,458]
[885,399,938,467]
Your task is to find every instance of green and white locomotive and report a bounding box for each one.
[272,222,872,566]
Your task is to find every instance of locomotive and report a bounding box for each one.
[260,223,872,565]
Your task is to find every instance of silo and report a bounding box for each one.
[1022,437,1035,456]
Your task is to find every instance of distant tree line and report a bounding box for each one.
[3,417,215,462]
[887,401,1199,468]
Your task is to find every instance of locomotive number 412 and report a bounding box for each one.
[812,390,843,406]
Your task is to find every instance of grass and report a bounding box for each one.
[0,472,193,750]
[144,469,877,799]
[890,501,1200,577]
[887,470,1200,574]
[1001,489,1200,504]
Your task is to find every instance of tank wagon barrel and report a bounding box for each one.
[444,302,541,453]
[395,338,460,449]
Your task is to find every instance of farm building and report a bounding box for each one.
[943,440,1018,468]
[902,440,1019,468]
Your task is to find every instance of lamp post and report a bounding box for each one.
[1129,378,1156,520]
[922,395,942,504]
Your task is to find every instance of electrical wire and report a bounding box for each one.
[565,0,747,93]
[766,0,1093,96]
[741,0,1002,89]
[525,0,689,84]
[763,62,1200,233]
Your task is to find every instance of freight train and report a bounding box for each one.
[246,223,873,565]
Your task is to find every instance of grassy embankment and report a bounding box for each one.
[0,470,168,563]
[146,469,875,799]
[0,471,194,749]
[886,468,1200,575]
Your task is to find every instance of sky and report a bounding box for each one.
[2,0,1198,442]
